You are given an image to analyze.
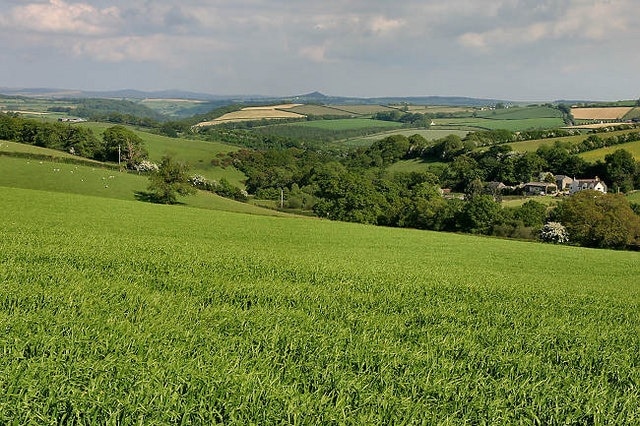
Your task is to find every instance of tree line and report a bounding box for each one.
[0,113,147,168]
[226,133,640,249]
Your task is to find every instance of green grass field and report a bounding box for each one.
[1,140,89,160]
[1,184,639,423]
[0,155,285,217]
[476,106,563,120]
[386,158,448,174]
[501,195,560,208]
[291,118,403,131]
[578,140,640,162]
[77,122,246,186]
[340,129,470,148]
[434,117,565,132]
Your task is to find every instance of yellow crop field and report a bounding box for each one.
[571,107,633,120]
[195,104,305,127]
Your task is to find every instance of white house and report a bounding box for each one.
[569,177,607,194]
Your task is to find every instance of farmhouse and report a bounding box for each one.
[523,182,557,195]
[555,175,574,191]
[569,177,607,194]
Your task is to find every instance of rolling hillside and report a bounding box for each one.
[1,152,639,423]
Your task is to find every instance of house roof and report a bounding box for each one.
[524,182,556,187]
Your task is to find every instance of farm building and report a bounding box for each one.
[523,182,557,195]
[555,175,574,191]
[569,177,607,194]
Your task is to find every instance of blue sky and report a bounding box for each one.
[1,0,638,101]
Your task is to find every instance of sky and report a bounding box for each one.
[1,0,639,101]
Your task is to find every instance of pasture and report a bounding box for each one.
[434,117,565,132]
[1,185,639,423]
[341,129,470,148]
[385,158,447,174]
[501,128,640,153]
[291,118,402,131]
[578,140,640,162]
[0,155,279,216]
[475,106,562,120]
[78,122,246,186]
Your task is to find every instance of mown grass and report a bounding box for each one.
[1,185,639,424]
[627,191,640,203]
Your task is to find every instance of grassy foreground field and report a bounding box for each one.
[1,185,639,423]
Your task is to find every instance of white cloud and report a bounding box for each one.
[5,0,121,35]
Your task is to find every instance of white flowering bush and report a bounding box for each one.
[189,175,214,190]
[135,160,159,173]
[539,222,569,244]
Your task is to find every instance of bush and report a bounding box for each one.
[540,222,569,244]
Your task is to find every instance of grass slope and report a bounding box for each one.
[578,140,640,162]
[0,155,286,217]
[1,186,639,423]
[78,122,246,186]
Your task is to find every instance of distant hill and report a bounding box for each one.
[1,87,505,107]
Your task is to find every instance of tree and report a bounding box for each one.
[514,200,548,228]
[557,190,640,249]
[147,156,196,204]
[458,195,502,234]
[604,149,637,193]
[102,125,148,168]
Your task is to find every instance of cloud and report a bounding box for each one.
[457,0,634,50]
[299,45,329,63]
[4,0,121,35]
[67,34,228,63]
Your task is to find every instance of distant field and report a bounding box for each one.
[340,129,470,148]
[386,158,447,174]
[627,191,640,203]
[406,106,474,114]
[568,122,630,130]
[505,129,640,153]
[571,107,634,120]
[195,104,305,126]
[435,117,565,131]
[287,105,354,116]
[329,105,398,115]
[578,140,640,162]
[139,98,206,116]
[501,196,560,208]
[291,118,403,131]
[476,106,562,120]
